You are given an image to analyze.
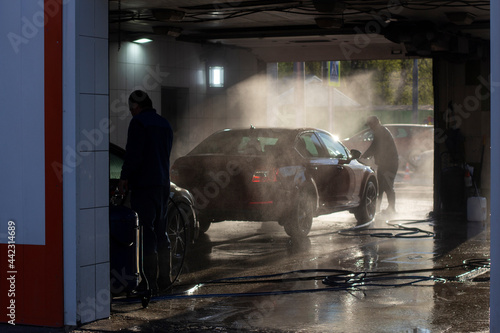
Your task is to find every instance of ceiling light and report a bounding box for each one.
[133,38,153,44]
[132,38,153,44]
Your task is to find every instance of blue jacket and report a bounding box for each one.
[120,109,173,189]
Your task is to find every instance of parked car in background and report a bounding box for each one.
[109,143,199,283]
[171,127,377,238]
[343,124,434,170]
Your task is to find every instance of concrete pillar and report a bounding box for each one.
[63,0,110,325]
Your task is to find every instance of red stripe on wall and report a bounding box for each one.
[0,244,56,325]
[42,0,64,326]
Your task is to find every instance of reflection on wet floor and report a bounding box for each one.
[75,182,490,333]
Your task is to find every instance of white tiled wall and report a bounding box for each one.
[109,39,267,158]
[71,18,266,325]
[74,0,110,324]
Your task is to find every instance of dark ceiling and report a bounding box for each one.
[109,0,490,62]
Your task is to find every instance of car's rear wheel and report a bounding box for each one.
[283,193,314,238]
[354,178,377,223]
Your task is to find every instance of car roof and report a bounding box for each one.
[203,127,327,140]
[384,124,433,128]
[214,127,320,133]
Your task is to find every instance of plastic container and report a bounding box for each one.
[467,196,487,222]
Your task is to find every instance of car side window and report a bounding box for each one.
[316,132,348,160]
[296,133,322,157]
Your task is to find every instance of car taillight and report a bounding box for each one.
[252,169,278,183]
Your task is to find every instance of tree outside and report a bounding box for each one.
[278,59,434,107]
[275,59,434,137]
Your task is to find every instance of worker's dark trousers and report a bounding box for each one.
[130,186,170,291]
[377,163,398,210]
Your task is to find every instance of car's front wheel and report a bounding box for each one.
[354,178,377,223]
[166,201,189,286]
[282,193,314,238]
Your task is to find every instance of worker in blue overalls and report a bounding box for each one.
[119,90,173,294]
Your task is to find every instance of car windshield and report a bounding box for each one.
[189,130,288,155]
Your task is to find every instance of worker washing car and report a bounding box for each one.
[361,115,399,215]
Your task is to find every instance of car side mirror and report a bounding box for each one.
[350,149,362,160]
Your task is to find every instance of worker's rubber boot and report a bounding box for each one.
[142,253,159,295]
[158,245,172,292]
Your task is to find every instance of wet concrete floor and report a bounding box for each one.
[3,179,491,332]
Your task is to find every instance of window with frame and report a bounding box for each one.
[296,132,323,157]
[316,132,348,159]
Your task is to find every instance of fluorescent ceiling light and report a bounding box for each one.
[133,38,153,44]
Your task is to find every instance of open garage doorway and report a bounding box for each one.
[271,59,435,212]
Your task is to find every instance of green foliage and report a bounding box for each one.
[277,62,323,79]
[341,59,433,106]
[278,59,434,106]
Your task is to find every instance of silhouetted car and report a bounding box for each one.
[109,143,199,282]
[343,124,434,170]
[171,127,377,238]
